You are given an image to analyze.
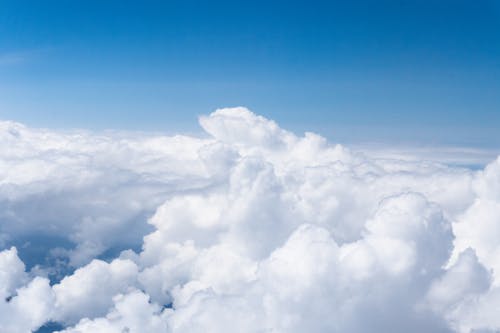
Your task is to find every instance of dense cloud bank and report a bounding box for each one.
[0,107,499,332]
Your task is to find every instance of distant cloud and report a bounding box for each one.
[351,143,499,168]
[0,49,47,66]
[0,108,499,332]
[0,52,28,66]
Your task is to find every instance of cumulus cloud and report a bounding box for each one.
[0,107,499,332]
[52,258,139,324]
[0,248,54,333]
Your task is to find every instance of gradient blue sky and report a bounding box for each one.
[1,0,499,145]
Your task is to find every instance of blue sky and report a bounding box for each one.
[1,0,499,146]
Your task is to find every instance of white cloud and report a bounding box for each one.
[52,258,139,325]
[57,290,169,333]
[0,248,54,333]
[0,247,28,299]
[0,107,499,332]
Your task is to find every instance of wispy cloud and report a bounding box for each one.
[0,49,48,66]
[350,143,500,168]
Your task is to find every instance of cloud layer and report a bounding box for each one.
[0,107,499,332]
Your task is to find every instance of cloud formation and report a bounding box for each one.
[0,107,499,332]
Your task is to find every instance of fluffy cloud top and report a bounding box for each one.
[0,107,499,332]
